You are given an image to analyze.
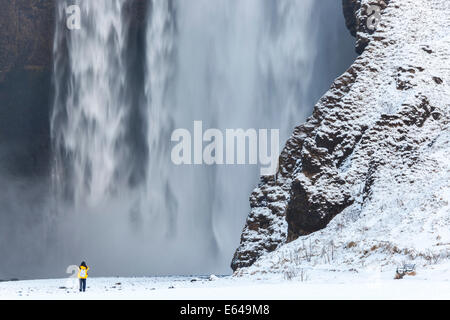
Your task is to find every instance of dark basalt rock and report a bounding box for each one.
[232,0,406,272]
[0,0,149,83]
[287,183,354,240]
[0,1,55,176]
[0,0,55,83]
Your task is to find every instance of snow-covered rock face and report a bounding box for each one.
[232,0,450,274]
[343,0,390,54]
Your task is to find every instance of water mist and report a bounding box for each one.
[0,0,356,278]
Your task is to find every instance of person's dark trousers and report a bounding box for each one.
[79,279,87,292]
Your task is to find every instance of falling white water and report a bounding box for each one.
[145,0,177,236]
[52,0,129,207]
[144,0,319,271]
[48,0,355,276]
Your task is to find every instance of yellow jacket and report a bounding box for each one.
[78,266,89,279]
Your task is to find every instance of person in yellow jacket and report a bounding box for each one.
[78,261,89,292]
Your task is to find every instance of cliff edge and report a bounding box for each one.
[232,0,450,273]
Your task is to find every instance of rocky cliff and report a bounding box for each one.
[232,0,450,272]
[0,0,54,82]
[0,0,55,176]
[0,0,148,83]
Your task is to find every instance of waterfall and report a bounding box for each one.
[52,0,130,207]
[48,0,355,276]
[143,0,318,271]
[144,0,177,236]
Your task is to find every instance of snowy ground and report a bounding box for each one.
[1,265,450,300]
